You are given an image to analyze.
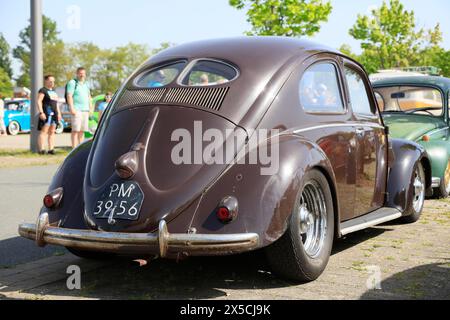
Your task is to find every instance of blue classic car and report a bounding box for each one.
[3,99,65,135]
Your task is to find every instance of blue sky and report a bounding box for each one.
[1,0,449,77]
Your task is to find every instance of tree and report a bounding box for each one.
[13,15,65,88]
[0,34,13,78]
[348,0,442,72]
[95,43,151,94]
[229,0,332,37]
[0,67,13,98]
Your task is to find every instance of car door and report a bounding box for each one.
[343,61,388,217]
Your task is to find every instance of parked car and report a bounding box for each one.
[373,76,450,198]
[3,99,65,135]
[61,94,105,137]
[19,37,431,282]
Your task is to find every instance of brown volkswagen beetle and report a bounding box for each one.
[19,37,432,282]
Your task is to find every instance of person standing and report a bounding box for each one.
[66,67,92,149]
[37,75,61,154]
[0,94,6,136]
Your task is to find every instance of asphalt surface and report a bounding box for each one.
[0,133,72,150]
[0,165,65,267]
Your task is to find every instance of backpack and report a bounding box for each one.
[64,79,78,103]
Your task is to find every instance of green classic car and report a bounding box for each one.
[373,76,450,198]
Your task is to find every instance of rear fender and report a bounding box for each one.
[39,141,93,229]
[186,134,337,247]
[387,138,431,213]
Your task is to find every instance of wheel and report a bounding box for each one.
[265,170,334,282]
[402,162,426,223]
[66,247,115,260]
[434,160,450,198]
[7,121,20,136]
[55,121,64,134]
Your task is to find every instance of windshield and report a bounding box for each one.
[374,86,443,117]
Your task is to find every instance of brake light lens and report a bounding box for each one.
[43,187,64,209]
[216,196,238,224]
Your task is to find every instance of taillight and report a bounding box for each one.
[216,196,238,224]
[43,187,64,209]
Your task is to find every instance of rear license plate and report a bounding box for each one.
[93,181,144,221]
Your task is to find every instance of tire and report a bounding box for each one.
[401,162,426,224]
[55,121,64,134]
[66,247,115,260]
[434,161,450,199]
[265,170,334,282]
[7,121,20,136]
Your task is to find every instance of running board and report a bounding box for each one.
[340,207,402,236]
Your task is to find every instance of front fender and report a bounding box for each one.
[39,140,93,229]
[418,140,450,180]
[185,134,337,247]
[387,138,431,213]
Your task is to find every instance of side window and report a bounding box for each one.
[345,67,374,115]
[299,62,344,113]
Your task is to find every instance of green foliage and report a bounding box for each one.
[346,0,445,75]
[0,67,13,98]
[11,13,173,94]
[0,34,13,78]
[13,15,61,87]
[229,0,332,37]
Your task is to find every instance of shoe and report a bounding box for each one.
[38,150,47,155]
[48,150,56,155]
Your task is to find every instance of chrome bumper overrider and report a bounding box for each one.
[18,213,259,257]
[431,177,441,188]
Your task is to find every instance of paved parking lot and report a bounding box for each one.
[0,165,449,300]
[0,133,72,150]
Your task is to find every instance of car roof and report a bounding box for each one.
[134,37,343,129]
[146,36,339,72]
[372,76,450,91]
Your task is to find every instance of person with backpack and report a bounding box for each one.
[37,75,61,154]
[66,67,92,149]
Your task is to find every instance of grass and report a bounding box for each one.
[0,148,71,168]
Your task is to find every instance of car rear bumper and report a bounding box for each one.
[18,213,259,257]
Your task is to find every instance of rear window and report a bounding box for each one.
[135,62,186,88]
[181,60,238,86]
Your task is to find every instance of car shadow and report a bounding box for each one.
[0,236,66,268]
[360,262,450,300]
[0,225,399,300]
[332,227,391,255]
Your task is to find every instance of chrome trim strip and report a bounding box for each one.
[431,177,441,188]
[18,217,259,257]
[293,123,385,134]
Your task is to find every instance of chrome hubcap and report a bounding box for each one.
[413,168,425,213]
[9,122,19,135]
[298,181,327,258]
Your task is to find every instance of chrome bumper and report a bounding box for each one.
[18,213,259,257]
[431,177,441,188]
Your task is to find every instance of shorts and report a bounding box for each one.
[38,106,58,131]
[71,111,89,132]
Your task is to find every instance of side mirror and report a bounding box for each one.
[384,126,390,135]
